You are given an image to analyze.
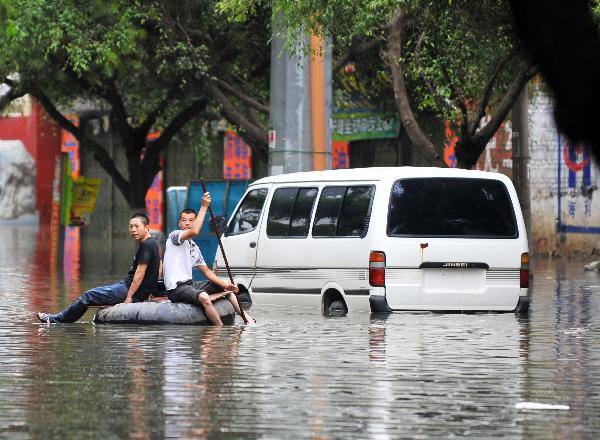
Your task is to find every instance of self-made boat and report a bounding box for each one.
[93,298,235,325]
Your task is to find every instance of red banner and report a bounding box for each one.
[332,140,350,169]
[224,130,252,180]
[145,131,163,230]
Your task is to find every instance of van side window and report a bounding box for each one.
[312,186,374,237]
[312,187,345,237]
[337,186,375,236]
[290,188,318,237]
[225,188,268,235]
[267,187,318,238]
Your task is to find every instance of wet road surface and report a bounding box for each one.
[0,224,599,439]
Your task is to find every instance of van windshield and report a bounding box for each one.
[387,178,518,238]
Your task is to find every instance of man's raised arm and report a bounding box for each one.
[179,192,211,241]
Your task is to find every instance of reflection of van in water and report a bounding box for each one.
[215,167,530,315]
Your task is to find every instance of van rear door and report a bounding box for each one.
[383,177,527,311]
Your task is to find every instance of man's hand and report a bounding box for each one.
[223,281,239,293]
[201,192,211,208]
[123,297,132,305]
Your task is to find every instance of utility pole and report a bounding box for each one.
[512,89,532,251]
[269,22,332,175]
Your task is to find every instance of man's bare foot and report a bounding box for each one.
[36,312,51,323]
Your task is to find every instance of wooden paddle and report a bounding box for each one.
[200,178,250,324]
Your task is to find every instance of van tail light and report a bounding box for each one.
[520,252,529,288]
[369,251,386,287]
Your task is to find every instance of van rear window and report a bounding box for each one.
[387,178,518,237]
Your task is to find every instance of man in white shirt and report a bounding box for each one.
[163,192,253,325]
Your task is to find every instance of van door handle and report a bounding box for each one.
[249,242,256,248]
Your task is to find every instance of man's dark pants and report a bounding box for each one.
[47,281,140,323]
[167,280,221,307]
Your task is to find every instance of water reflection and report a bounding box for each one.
[1,224,600,438]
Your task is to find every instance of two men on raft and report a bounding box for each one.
[37,192,251,326]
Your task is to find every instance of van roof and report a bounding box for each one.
[250,167,512,186]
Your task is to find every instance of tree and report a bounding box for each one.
[0,0,270,209]
[218,0,537,169]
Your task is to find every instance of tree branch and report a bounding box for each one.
[216,78,269,113]
[333,38,384,73]
[135,84,182,137]
[472,61,538,144]
[147,97,209,156]
[469,47,520,136]
[206,81,269,155]
[386,8,446,167]
[105,79,135,148]
[413,32,457,115]
[31,90,129,197]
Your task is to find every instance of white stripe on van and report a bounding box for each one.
[253,267,368,281]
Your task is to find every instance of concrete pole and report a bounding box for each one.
[269,24,312,175]
[512,89,532,251]
[269,23,332,175]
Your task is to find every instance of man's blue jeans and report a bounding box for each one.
[48,281,130,323]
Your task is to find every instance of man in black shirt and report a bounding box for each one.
[36,213,160,323]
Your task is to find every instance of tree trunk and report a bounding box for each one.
[386,9,447,168]
[125,150,161,211]
[455,136,488,169]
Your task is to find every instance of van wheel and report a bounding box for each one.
[323,290,348,317]
[237,287,252,310]
[328,301,347,317]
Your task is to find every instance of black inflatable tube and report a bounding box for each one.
[93,298,235,325]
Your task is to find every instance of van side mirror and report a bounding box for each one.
[210,216,228,236]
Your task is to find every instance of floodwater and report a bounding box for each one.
[1,224,599,439]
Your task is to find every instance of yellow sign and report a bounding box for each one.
[70,177,101,225]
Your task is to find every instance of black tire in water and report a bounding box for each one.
[328,300,347,317]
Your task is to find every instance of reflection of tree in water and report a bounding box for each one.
[126,338,153,440]
[28,225,60,311]
[162,326,251,439]
[25,326,167,438]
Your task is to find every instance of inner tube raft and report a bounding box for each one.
[93,298,235,325]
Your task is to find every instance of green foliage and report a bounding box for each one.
[0,0,269,133]
[401,1,518,120]
[218,0,519,122]
[0,0,270,205]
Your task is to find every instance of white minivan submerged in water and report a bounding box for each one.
[215,167,530,315]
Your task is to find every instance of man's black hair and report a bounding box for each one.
[130,213,149,226]
[179,208,197,220]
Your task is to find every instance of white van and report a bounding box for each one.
[215,167,530,315]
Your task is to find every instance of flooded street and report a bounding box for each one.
[1,224,600,439]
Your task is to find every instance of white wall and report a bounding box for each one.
[529,85,600,255]
[0,140,36,221]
